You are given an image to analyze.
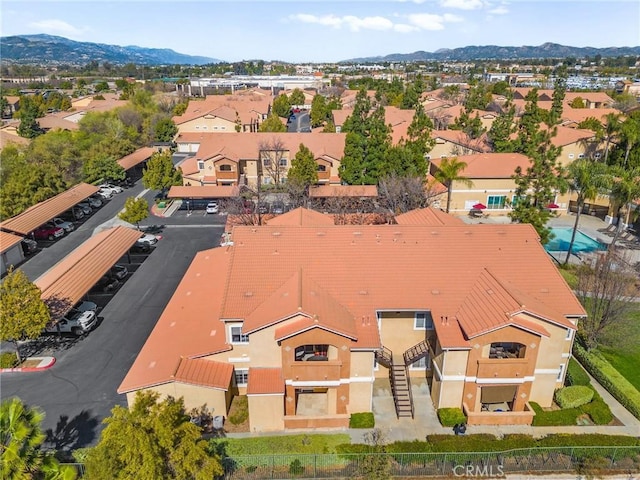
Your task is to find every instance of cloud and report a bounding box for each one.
[488,5,509,14]
[28,19,87,37]
[288,13,395,32]
[289,10,463,34]
[440,0,485,10]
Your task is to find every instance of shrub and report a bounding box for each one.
[582,390,614,425]
[555,386,594,409]
[573,342,640,420]
[0,352,18,368]
[537,434,639,448]
[436,407,466,427]
[213,434,351,456]
[289,459,304,475]
[566,358,590,386]
[349,412,374,428]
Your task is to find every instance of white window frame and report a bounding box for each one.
[557,363,565,381]
[565,329,573,340]
[568,153,575,159]
[487,195,507,210]
[234,368,249,386]
[578,153,585,159]
[229,323,249,344]
[197,161,205,170]
[410,354,430,370]
[414,312,434,330]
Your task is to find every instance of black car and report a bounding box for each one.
[21,238,38,254]
[91,275,120,293]
[130,242,152,253]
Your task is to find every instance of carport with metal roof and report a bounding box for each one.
[34,226,143,320]
[117,147,155,172]
[0,183,99,236]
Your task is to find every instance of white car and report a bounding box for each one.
[96,188,113,199]
[99,183,123,194]
[206,202,219,214]
[137,233,158,246]
[51,217,74,233]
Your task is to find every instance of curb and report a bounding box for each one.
[0,357,56,373]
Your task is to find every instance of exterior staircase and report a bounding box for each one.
[377,346,414,418]
[403,340,430,366]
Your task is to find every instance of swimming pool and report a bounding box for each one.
[544,228,607,253]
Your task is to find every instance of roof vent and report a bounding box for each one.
[359,290,368,295]
[540,288,549,293]
[431,289,440,295]
[464,231,472,235]
[210,329,216,336]
[273,249,279,255]
[272,231,281,237]
[497,230,507,235]
[244,291,254,297]
[431,231,439,236]
[486,289,494,295]
[317,232,326,237]
[170,321,176,327]
[353,231,362,236]
[393,231,402,236]
[148,361,156,368]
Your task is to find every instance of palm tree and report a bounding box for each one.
[1,398,46,479]
[563,159,611,264]
[609,166,640,247]
[602,113,621,164]
[433,157,474,213]
[619,116,640,167]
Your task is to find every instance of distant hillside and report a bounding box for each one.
[343,42,640,63]
[0,34,222,66]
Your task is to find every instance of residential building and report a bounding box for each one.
[119,207,585,430]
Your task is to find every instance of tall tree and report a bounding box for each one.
[0,268,50,364]
[85,391,223,480]
[259,137,288,185]
[310,94,328,128]
[287,143,318,188]
[118,197,149,228]
[619,113,640,168]
[83,155,126,184]
[575,249,638,350]
[289,89,306,107]
[609,166,640,247]
[548,68,567,126]
[259,112,286,132]
[449,108,485,139]
[272,93,291,118]
[602,112,621,164]
[1,398,77,480]
[142,151,182,192]
[433,157,473,213]
[153,117,178,142]
[563,160,611,264]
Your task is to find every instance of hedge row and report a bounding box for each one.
[566,357,590,386]
[336,433,639,456]
[436,408,466,427]
[573,342,640,420]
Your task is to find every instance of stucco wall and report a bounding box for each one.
[178,116,236,134]
[128,383,230,418]
[349,380,373,413]
[248,394,285,431]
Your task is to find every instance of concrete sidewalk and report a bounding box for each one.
[0,356,55,373]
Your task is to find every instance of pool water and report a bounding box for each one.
[544,228,607,253]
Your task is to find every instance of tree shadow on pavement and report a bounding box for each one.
[20,335,79,357]
[44,410,100,451]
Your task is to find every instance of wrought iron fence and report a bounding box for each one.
[220,446,640,479]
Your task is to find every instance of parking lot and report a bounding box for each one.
[1,185,225,450]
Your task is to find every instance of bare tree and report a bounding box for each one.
[378,174,439,214]
[575,248,638,350]
[259,137,288,186]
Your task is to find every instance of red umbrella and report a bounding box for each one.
[547,203,559,209]
[472,203,487,210]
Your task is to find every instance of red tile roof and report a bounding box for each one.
[309,185,378,198]
[0,183,99,236]
[432,152,530,179]
[395,208,462,226]
[173,91,272,126]
[173,357,233,390]
[247,368,284,395]
[0,231,24,253]
[168,185,240,199]
[118,147,155,171]
[266,207,335,226]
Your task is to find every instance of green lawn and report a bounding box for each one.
[599,308,640,391]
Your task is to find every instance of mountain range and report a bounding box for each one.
[1,35,639,66]
[343,42,640,63]
[0,34,221,66]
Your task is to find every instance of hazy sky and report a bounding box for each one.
[2,0,639,63]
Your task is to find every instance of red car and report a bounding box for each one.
[33,223,64,240]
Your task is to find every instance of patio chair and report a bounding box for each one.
[597,224,616,235]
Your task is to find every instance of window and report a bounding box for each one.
[317,165,327,172]
[578,153,585,159]
[568,153,575,159]
[425,155,431,160]
[197,161,205,170]
[263,157,271,167]
[487,195,506,210]
[234,368,249,386]
[279,158,287,167]
[566,329,573,340]
[229,325,249,344]
[557,363,565,381]
[410,354,430,370]
[415,312,434,330]
[219,164,232,171]
[202,126,208,130]
[595,153,602,159]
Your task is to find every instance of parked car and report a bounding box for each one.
[91,275,121,293]
[86,196,103,208]
[99,183,123,194]
[110,264,128,280]
[51,217,74,233]
[75,203,92,215]
[96,188,113,199]
[258,203,269,214]
[33,224,64,241]
[271,202,285,214]
[130,242,152,253]
[21,238,38,254]
[61,207,85,221]
[44,302,97,336]
[206,201,219,214]
[137,233,158,246]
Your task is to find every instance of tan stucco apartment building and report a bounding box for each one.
[119,207,585,430]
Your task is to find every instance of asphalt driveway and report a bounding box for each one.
[1,188,225,450]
